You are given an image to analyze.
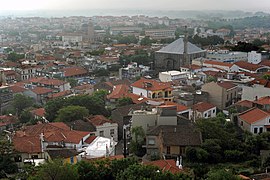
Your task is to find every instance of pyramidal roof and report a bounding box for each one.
[156,38,205,55]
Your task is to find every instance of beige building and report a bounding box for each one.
[201,81,240,110]
[146,125,202,158]
[129,105,178,133]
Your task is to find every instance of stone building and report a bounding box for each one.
[155,38,206,71]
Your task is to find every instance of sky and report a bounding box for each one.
[0,0,269,11]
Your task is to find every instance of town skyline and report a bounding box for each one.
[1,0,270,12]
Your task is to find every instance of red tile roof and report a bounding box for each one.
[0,115,18,127]
[87,115,115,127]
[31,87,53,95]
[125,93,148,104]
[204,60,233,68]
[84,136,97,144]
[62,67,88,77]
[107,84,129,100]
[145,159,182,174]
[47,90,73,99]
[239,108,270,124]
[30,108,45,117]
[234,61,265,71]
[193,102,216,112]
[217,81,237,90]
[235,100,254,108]
[165,101,189,112]
[131,78,171,91]
[13,136,41,153]
[9,85,27,93]
[15,122,90,144]
[255,96,270,105]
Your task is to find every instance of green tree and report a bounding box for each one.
[34,159,78,180]
[117,97,133,107]
[19,108,34,124]
[207,169,241,180]
[0,139,18,177]
[7,52,25,62]
[56,105,89,122]
[12,94,34,115]
[93,68,110,77]
[130,126,146,156]
[66,78,78,88]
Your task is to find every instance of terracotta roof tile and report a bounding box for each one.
[31,87,53,95]
[234,61,266,71]
[239,108,270,124]
[204,60,233,68]
[145,159,182,174]
[85,136,97,144]
[47,90,73,99]
[9,85,27,93]
[217,81,237,89]
[193,102,216,112]
[131,78,171,91]
[30,108,45,117]
[87,115,115,127]
[62,67,88,77]
[13,136,41,153]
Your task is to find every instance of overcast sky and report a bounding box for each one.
[1,0,269,11]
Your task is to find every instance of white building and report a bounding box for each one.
[159,71,188,82]
[82,136,117,158]
[207,50,247,63]
[248,51,262,64]
[62,34,83,43]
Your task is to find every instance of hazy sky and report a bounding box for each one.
[1,0,269,11]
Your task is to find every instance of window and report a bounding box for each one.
[213,109,215,113]
[31,155,38,159]
[240,121,243,126]
[167,146,170,154]
[110,129,114,136]
[100,131,104,137]
[254,127,258,134]
[148,138,155,145]
[204,113,207,117]
[259,127,263,134]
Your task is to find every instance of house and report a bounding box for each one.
[234,61,269,73]
[73,84,94,95]
[0,115,18,133]
[12,122,91,167]
[159,71,188,82]
[30,108,46,120]
[201,81,240,110]
[203,60,239,72]
[81,136,117,159]
[8,85,29,96]
[61,67,88,78]
[241,79,270,101]
[129,105,178,133]
[238,108,270,134]
[24,87,53,104]
[86,115,118,141]
[16,65,40,81]
[131,78,173,102]
[0,85,13,113]
[146,125,202,159]
[144,159,183,174]
[46,149,79,164]
[192,102,216,120]
[47,90,73,100]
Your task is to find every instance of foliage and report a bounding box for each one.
[119,50,153,66]
[117,97,133,107]
[189,34,224,46]
[130,126,146,157]
[231,41,260,52]
[56,105,89,122]
[45,94,110,122]
[116,35,138,44]
[7,52,25,62]
[12,94,34,115]
[207,169,241,180]
[66,78,78,88]
[88,49,105,56]
[34,159,78,180]
[19,108,34,124]
[0,139,17,176]
[140,36,156,45]
[206,75,217,83]
[93,68,110,77]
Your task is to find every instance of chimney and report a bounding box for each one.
[176,156,179,167]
